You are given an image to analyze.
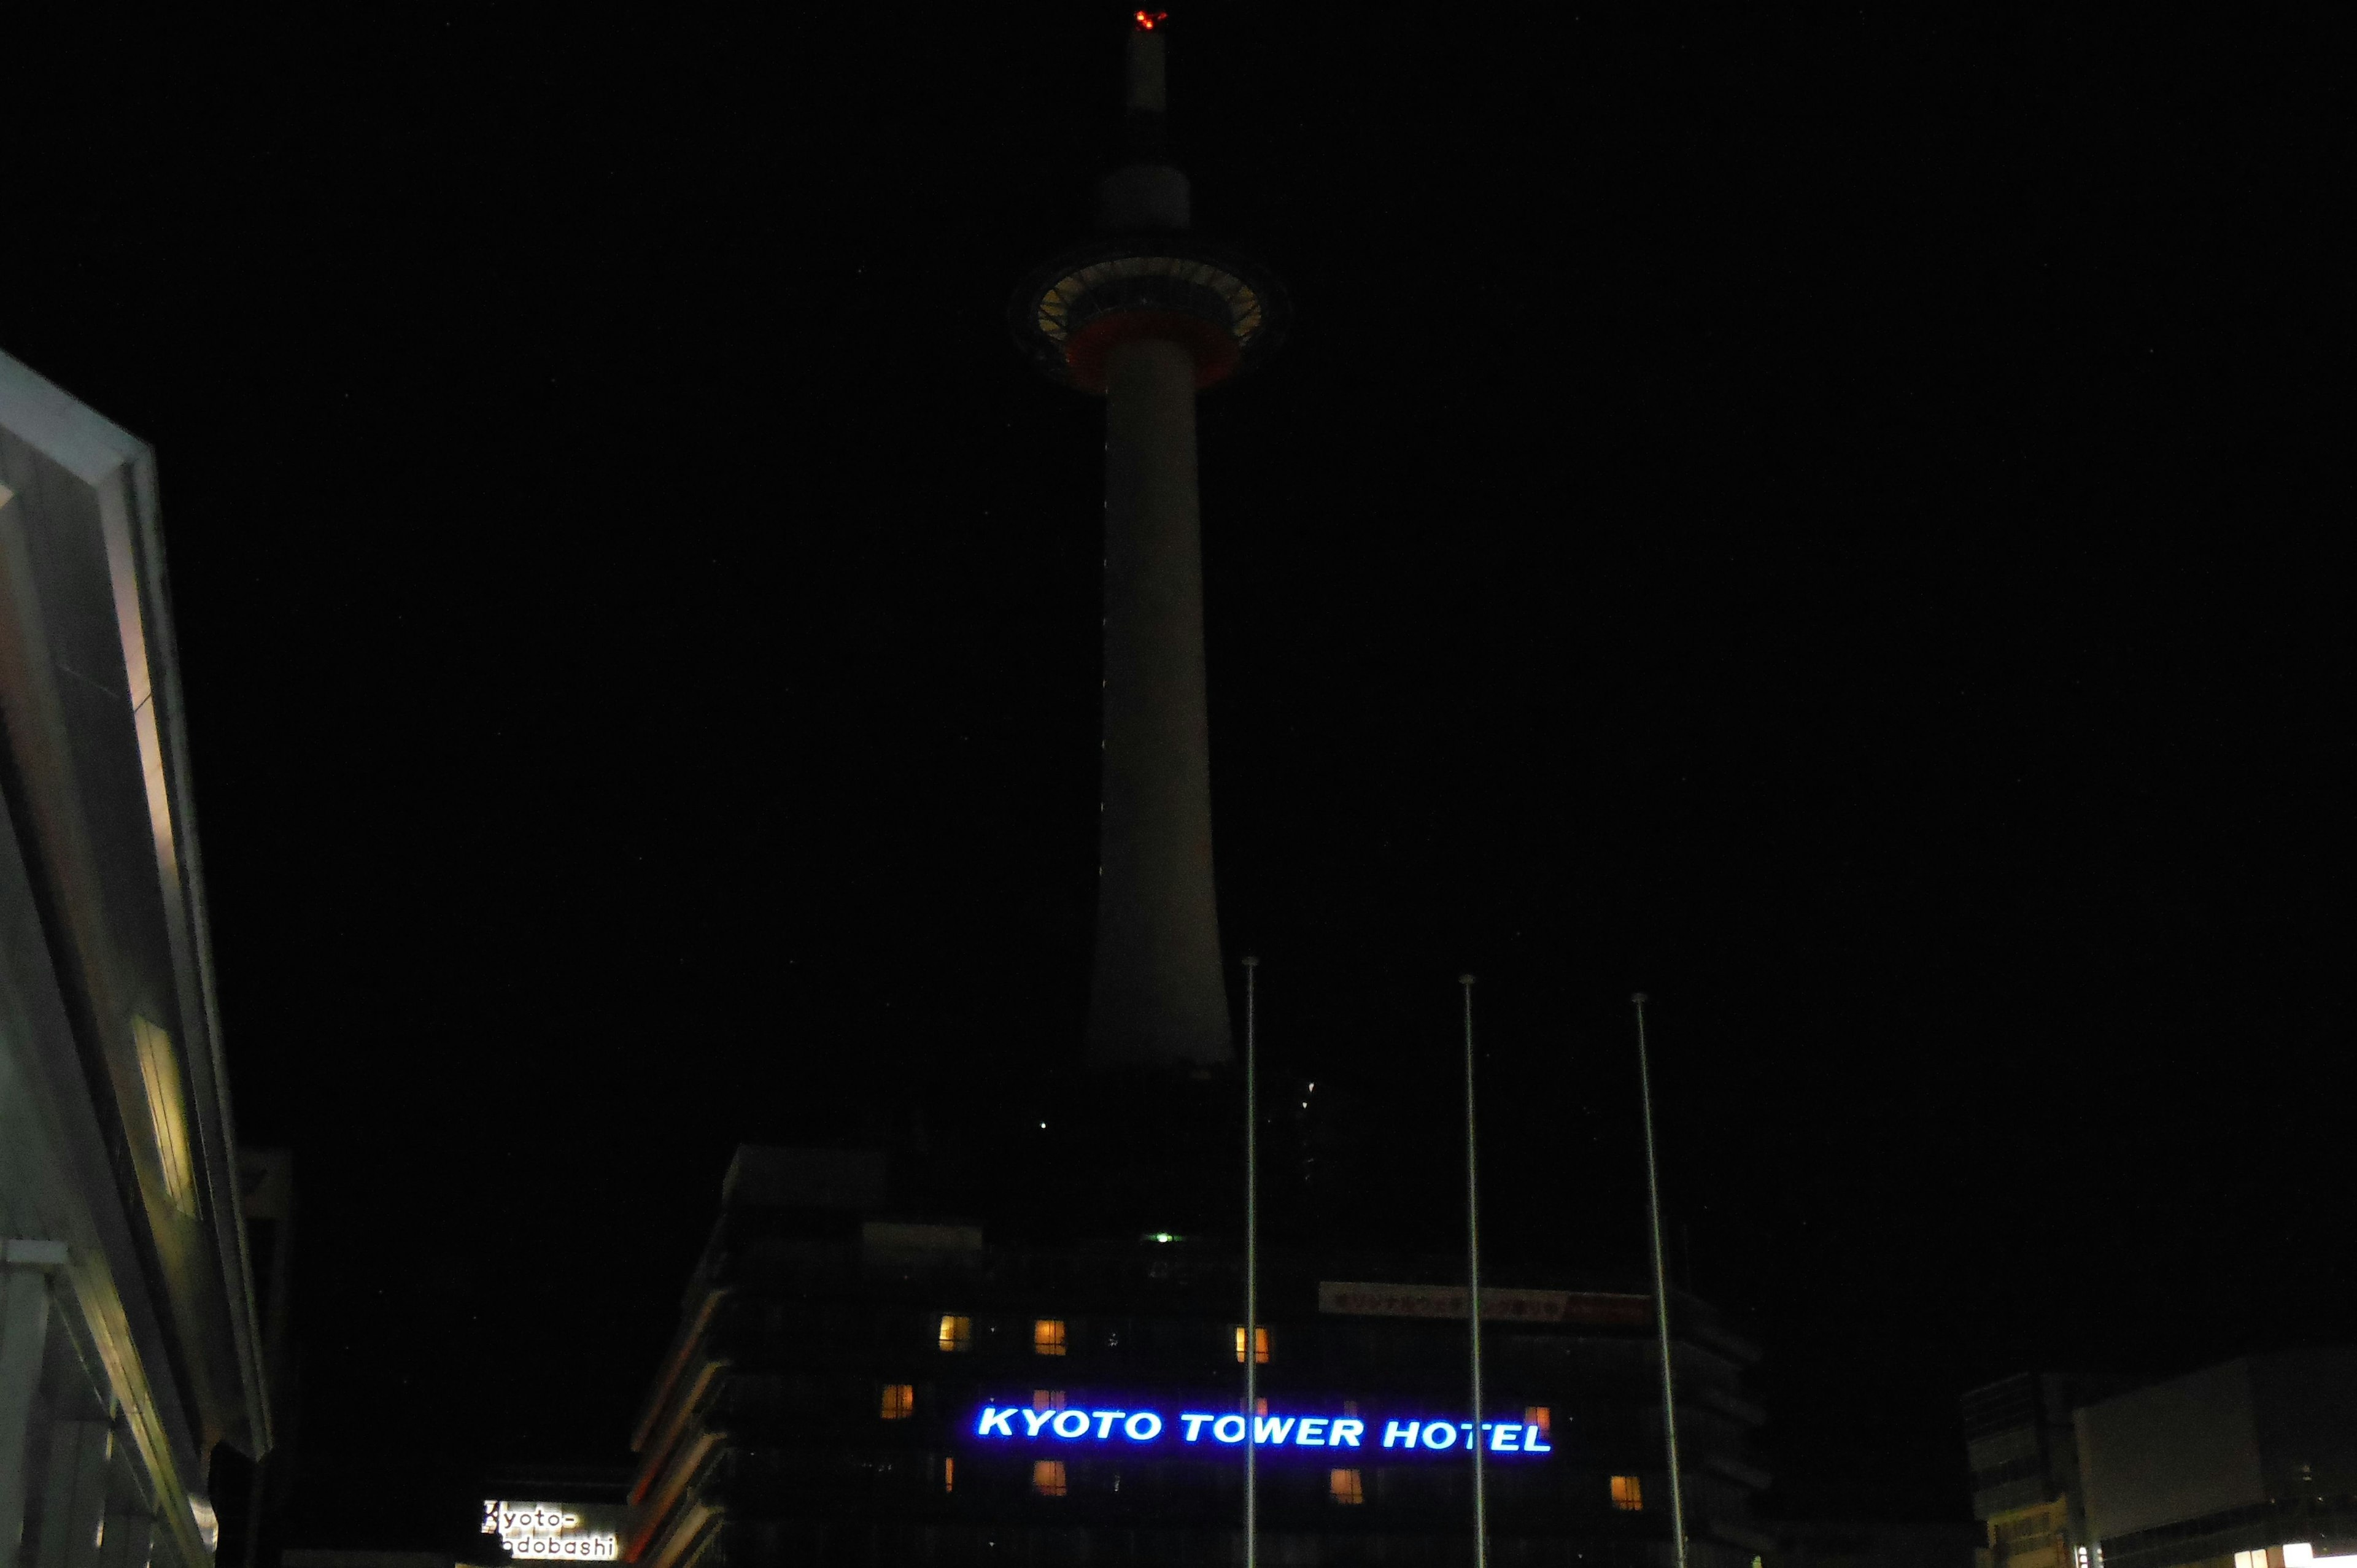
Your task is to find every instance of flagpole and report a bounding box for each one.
[1242,956,1260,1568]
[1634,992,1689,1568]
[1461,975,1489,1568]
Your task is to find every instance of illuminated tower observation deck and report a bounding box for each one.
[1013,11,1287,1072]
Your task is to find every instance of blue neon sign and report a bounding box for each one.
[971,1405,1552,1458]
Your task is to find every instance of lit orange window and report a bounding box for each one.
[1611,1474,1644,1511]
[1032,1459,1068,1497]
[1034,1319,1067,1356]
[938,1314,972,1353]
[1255,1397,1269,1416]
[1033,1389,1066,1411]
[880,1383,914,1419]
[1233,1325,1271,1364]
[942,1456,955,1493]
[1524,1405,1551,1435]
[1329,1468,1366,1505]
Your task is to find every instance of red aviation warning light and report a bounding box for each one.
[1134,10,1167,30]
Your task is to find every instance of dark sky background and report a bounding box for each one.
[4,4,2347,1550]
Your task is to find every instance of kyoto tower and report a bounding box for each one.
[1013,10,1285,1072]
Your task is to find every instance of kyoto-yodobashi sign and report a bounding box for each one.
[481,1502,621,1560]
[972,1406,1553,1457]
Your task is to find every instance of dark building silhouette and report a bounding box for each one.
[1965,1373,2127,1568]
[1963,1356,2357,1568]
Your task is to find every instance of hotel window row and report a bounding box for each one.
[935,1313,1275,1362]
[1021,1461,1366,1504]
[925,1451,1606,1504]
[886,1383,1163,1421]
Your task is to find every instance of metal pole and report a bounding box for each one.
[1242,956,1259,1568]
[1634,992,1689,1568]
[1461,975,1489,1568]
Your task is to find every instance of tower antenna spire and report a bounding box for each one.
[1126,11,1172,142]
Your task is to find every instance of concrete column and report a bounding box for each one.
[1089,335,1232,1069]
[1,1264,55,1568]
[35,1421,110,1568]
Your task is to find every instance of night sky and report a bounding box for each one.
[4,6,2345,1549]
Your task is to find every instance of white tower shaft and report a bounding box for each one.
[1087,336,1230,1067]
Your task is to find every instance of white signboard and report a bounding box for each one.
[1318,1281,1650,1326]
[481,1502,622,1561]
